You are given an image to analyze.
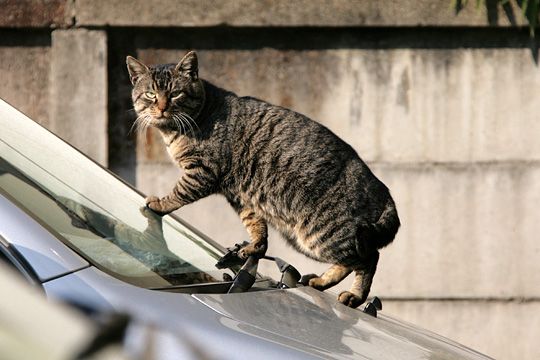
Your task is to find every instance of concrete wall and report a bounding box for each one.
[1,1,539,359]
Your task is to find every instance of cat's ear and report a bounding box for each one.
[126,56,149,85]
[175,51,198,79]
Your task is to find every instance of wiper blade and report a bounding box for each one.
[215,241,249,269]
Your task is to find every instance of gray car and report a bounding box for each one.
[0,98,492,360]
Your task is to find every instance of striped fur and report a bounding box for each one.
[127,51,400,307]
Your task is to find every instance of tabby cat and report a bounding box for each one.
[126,51,400,308]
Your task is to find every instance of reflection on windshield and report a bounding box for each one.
[58,197,218,286]
[0,142,233,289]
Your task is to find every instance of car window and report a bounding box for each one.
[0,102,234,289]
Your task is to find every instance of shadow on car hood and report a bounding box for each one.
[193,287,491,360]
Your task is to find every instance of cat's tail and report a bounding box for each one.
[370,197,400,249]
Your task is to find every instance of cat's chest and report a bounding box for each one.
[165,135,206,170]
[160,131,191,161]
[165,143,177,161]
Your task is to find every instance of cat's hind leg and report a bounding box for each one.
[338,251,379,308]
[308,264,352,291]
[238,208,268,259]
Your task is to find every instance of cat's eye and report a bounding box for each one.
[171,90,184,99]
[145,91,156,99]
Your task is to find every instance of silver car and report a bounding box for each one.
[0,99,492,359]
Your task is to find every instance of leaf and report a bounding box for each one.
[451,0,540,37]
[526,0,539,36]
[521,0,530,17]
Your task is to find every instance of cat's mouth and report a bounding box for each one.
[143,111,198,135]
[150,115,172,126]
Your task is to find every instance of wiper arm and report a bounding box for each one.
[263,255,301,289]
[227,256,259,293]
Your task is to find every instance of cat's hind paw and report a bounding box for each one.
[337,291,364,308]
[238,242,267,259]
[299,273,318,286]
[308,276,328,291]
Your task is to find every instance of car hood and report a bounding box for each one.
[193,287,491,360]
[44,266,492,359]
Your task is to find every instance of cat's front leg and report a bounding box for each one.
[146,166,217,215]
[237,208,268,259]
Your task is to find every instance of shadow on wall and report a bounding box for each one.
[454,0,539,61]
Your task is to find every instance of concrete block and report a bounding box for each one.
[136,160,540,299]
[0,32,51,126]
[75,0,525,27]
[329,49,540,164]
[382,300,540,360]
[371,162,540,299]
[49,29,108,166]
[133,48,540,165]
[0,0,73,28]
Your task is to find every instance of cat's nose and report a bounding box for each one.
[156,94,168,111]
[157,102,167,112]
[154,109,169,118]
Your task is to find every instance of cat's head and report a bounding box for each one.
[126,51,205,134]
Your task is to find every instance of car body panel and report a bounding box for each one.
[43,264,491,360]
[194,289,491,360]
[0,193,89,282]
[43,266,330,359]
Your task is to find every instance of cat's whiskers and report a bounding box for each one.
[179,114,195,137]
[129,114,146,135]
[129,113,153,145]
[178,112,199,137]
[171,113,187,136]
[171,112,193,137]
[140,115,153,135]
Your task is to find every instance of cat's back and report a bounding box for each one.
[229,95,389,211]
[233,95,354,156]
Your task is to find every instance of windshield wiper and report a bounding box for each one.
[216,241,302,292]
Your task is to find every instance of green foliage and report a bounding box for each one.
[452,0,540,36]
[521,0,540,35]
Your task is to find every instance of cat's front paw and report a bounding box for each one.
[337,291,364,308]
[145,196,170,216]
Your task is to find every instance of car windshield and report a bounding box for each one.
[0,99,235,289]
